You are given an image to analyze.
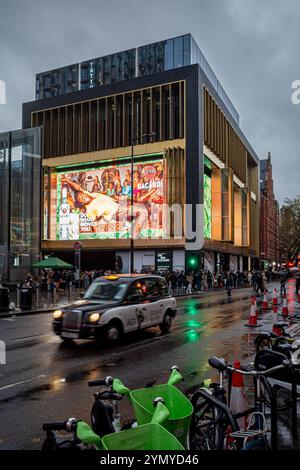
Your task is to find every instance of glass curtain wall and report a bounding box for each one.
[0,128,42,282]
[0,133,9,281]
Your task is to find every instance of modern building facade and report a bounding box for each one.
[0,128,42,281]
[259,152,280,268]
[22,34,260,274]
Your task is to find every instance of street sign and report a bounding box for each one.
[74,241,81,250]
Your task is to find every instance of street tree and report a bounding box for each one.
[280,196,300,261]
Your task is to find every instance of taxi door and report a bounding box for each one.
[123,280,150,331]
[141,278,163,327]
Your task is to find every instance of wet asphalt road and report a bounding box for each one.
[0,281,299,450]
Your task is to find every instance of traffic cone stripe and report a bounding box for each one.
[282,294,288,316]
[230,360,248,430]
[262,290,268,309]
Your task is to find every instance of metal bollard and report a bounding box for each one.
[53,285,57,305]
[69,282,72,302]
[16,283,20,309]
[36,282,40,309]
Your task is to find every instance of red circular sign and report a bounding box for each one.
[74,241,81,249]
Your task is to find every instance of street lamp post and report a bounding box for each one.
[130,132,156,273]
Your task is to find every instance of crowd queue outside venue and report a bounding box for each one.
[14,267,292,298]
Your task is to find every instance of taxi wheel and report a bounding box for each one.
[105,321,123,343]
[160,311,173,334]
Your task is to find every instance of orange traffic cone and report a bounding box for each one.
[272,317,283,336]
[245,298,261,327]
[262,290,268,309]
[230,361,248,430]
[272,288,278,306]
[282,294,288,316]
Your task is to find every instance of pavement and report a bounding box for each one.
[0,280,299,450]
[0,284,256,318]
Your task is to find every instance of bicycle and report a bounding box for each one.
[42,398,184,451]
[88,365,193,447]
[255,322,300,353]
[188,355,290,450]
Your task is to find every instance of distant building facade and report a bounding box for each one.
[259,153,280,268]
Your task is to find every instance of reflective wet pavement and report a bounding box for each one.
[0,280,299,449]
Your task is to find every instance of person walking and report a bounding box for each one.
[280,270,287,297]
[186,273,193,295]
[225,272,233,296]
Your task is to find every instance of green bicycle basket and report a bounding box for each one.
[130,384,193,446]
[101,423,184,451]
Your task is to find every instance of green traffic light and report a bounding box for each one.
[188,256,197,267]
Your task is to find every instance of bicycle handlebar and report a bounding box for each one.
[209,355,291,377]
[42,418,78,432]
[42,422,67,432]
[88,376,113,387]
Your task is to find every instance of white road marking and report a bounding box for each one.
[13,333,53,342]
[0,374,46,392]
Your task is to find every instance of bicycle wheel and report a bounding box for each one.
[189,389,238,450]
[259,377,291,411]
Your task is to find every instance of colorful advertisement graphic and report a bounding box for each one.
[204,173,212,239]
[56,159,165,240]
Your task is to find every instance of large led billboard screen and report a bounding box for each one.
[204,158,212,239]
[56,158,165,240]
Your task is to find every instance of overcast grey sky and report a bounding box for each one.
[0,0,299,203]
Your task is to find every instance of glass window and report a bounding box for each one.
[84,281,127,300]
[144,278,159,299]
[157,278,169,297]
[155,42,164,73]
[165,39,174,70]
[183,35,190,66]
[103,56,111,84]
[126,280,145,301]
[138,47,146,76]
[111,54,119,82]
[174,36,184,68]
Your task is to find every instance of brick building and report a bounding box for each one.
[259,152,280,268]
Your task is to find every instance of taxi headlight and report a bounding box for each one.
[53,309,63,319]
[89,312,100,323]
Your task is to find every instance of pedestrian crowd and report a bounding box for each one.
[19,267,299,299]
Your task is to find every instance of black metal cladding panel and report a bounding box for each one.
[23,65,198,129]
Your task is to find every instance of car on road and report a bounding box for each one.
[52,274,177,343]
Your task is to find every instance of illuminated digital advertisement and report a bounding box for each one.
[204,157,212,239]
[56,158,165,240]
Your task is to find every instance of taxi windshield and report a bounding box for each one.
[84,281,127,301]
